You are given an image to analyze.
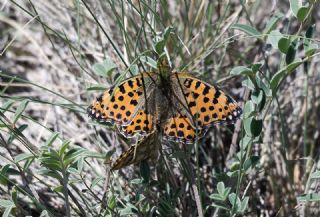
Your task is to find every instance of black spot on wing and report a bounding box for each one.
[214,90,221,98]
[136,78,142,87]
[195,81,201,89]
[203,85,210,95]
[127,80,134,88]
[119,84,125,94]
[184,79,192,88]
[188,101,196,108]
[96,94,103,102]
[128,92,134,97]
[130,99,138,105]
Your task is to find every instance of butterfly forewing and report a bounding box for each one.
[88,72,157,137]
[172,73,242,128]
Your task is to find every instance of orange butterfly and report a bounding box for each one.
[88,57,242,170]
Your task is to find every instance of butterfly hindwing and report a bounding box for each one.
[163,114,198,144]
[119,109,154,137]
[111,132,159,170]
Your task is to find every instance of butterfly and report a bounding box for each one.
[87,57,242,170]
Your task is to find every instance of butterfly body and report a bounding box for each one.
[88,60,242,169]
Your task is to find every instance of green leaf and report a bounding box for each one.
[229,162,241,174]
[63,148,86,166]
[310,170,320,179]
[42,132,60,148]
[306,23,315,38]
[0,165,10,184]
[77,157,84,173]
[59,140,70,156]
[8,124,28,145]
[243,101,255,118]
[90,177,104,188]
[256,76,272,97]
[231,24,261,38]
[130,178,143,185]
[251,89,266,112]
[297,193,320,202]
[251,89,263,105]
[53,185,64,193]
[13,99,29,125]
[0,199,14,208]
[296,7,309,21]
[239,135,252,150]
[108,195,117,209]
[240,197,249,213]
[0,199,15,217]
[3,205,14,217]
[242,78,255,90]
[154,26,173,54]
[305,43,318,57]
[140,56,157,69]
[270,59,303,91]
[216,182,231,201]
[40,159,62,171]
[163,26,173,41]
[11,188,17,204]
[278,37,291,54]
[251,62,262,74]
[290,0,310,21]
[228,193,241,210]
[14,153,34,163]
[67,167,79,175]
[290,0,301,16]
[40,210,49,217]
[217,182,225,196]
[38,169,63,180]
[155,39,166,55]
[230,66,253,76]
[263,12,284,34]
[140,160,150,183]
[2,99,15,112]
[244,117,262,137]
[92,58,117,77]
[210,203,230,210]
[128,64,139,75]
[209,193,224,201]
[243,156,260,172]
[119,203,139,215]
[304,24,315,49]
[286,39,297,64]
[266,30,283,49]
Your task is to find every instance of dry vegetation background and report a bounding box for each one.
[0,0,320,216]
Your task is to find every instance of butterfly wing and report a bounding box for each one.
[111,132,160,170]
[163,114,199,144]
[162,73,242,144]
[172,73,242,127]
[88,73,157,136]
[119,110,154,137]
